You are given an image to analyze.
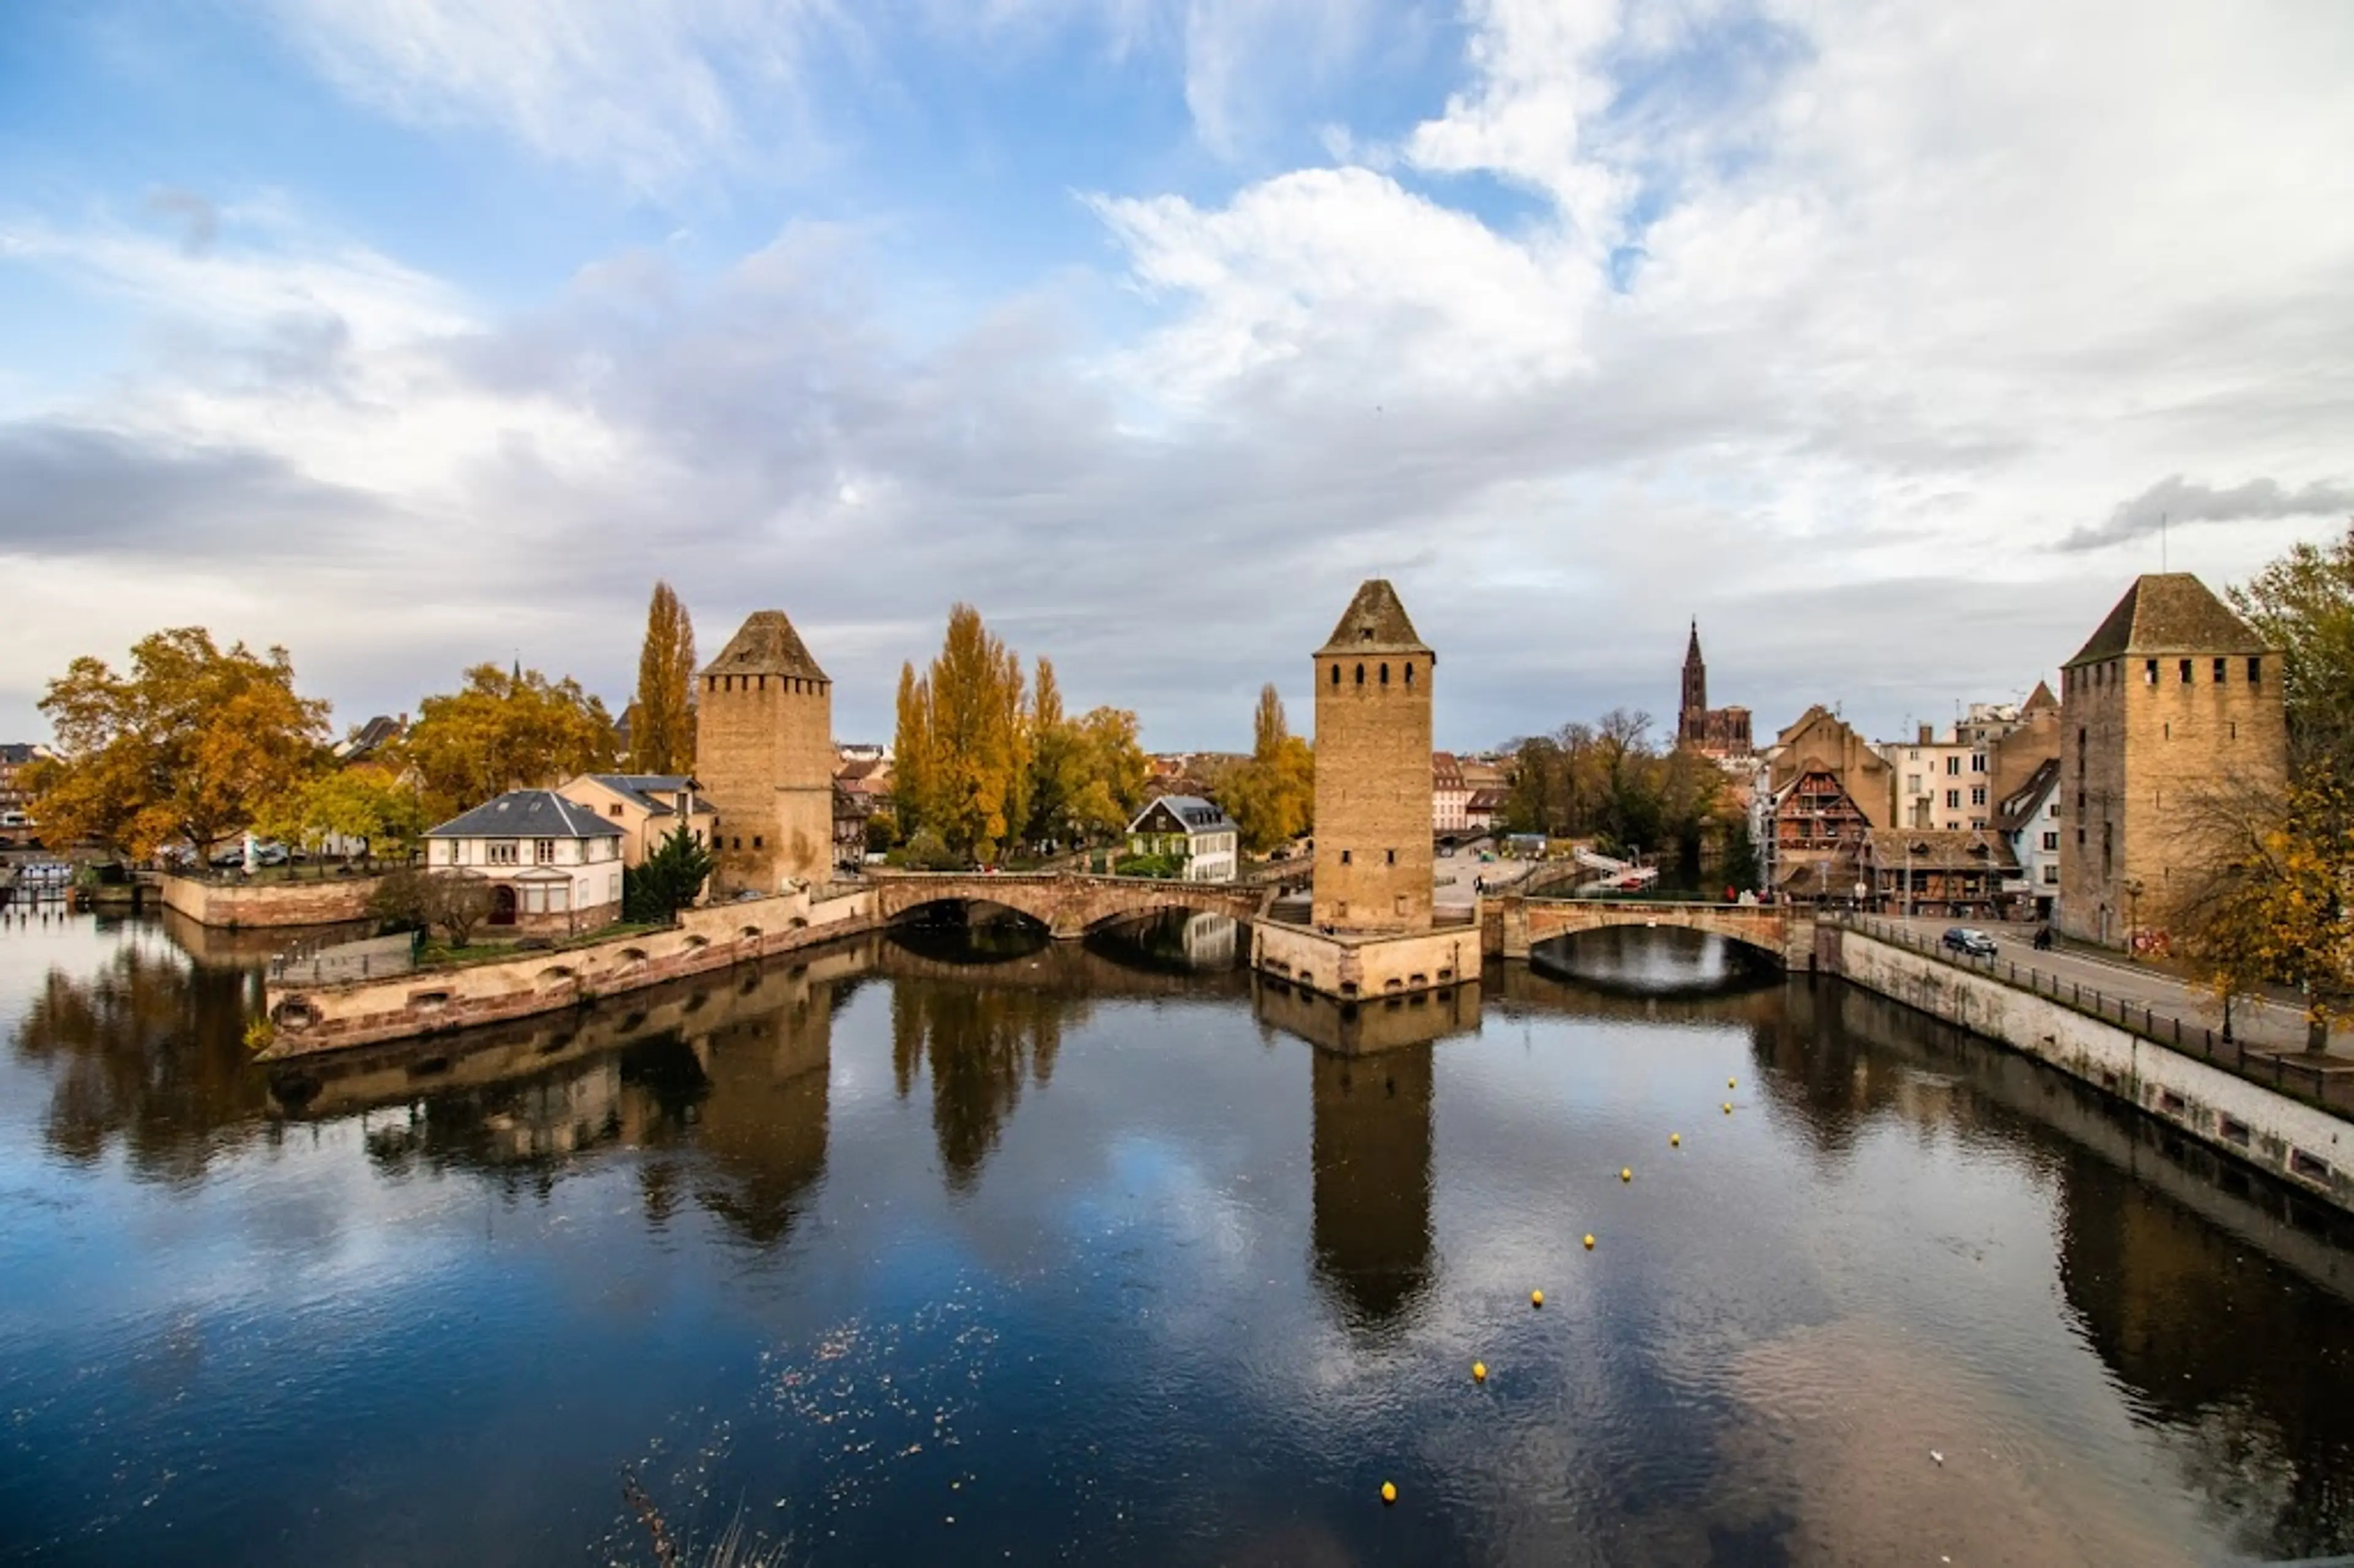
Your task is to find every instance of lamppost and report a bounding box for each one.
[2125,878,2144,962]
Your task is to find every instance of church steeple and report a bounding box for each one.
[1680,619,1708,742]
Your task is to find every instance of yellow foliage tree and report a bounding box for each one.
[32,628,331,858]
[1223,684,1315,853]
[631,581,698,773]
[894,606,1030,863]
[398,663,619,822]
[2176,769,2354,1052]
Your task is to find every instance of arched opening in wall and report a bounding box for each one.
[1355,664,1365,685]
[1529,924,1783,997]
[1404,663,1414,687]
[1380,663,1390,685]
[1330,664,1340,686]
[885,897,1051,965]
[537,965,577,989]
[270,998,320,1032]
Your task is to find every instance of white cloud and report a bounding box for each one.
[264,0,851,195]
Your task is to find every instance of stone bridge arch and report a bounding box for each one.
[1497,896,1812,969]
[869,871,1265,941]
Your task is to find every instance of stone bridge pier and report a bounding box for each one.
[1494,896,1816,969]
[867,870,1265,940]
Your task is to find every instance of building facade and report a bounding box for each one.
[1126,794,1241,882]
[1995,756,2062,919]
[693,610,836,895]
[1864,827,2017,918]
[423,790,625,934]
[2057,574,2286,949]
[1312,580,1434,933]
[1431,752,1471,833]
[556,774,717,868]
[1677,622,1754,758]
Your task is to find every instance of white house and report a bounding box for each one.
[1995,756,2063,922]
[1126,794,1241,882]
[423,790,626,935]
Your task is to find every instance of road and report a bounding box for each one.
[1881,915,2348,1063]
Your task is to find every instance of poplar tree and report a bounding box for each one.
[631,582,698,774]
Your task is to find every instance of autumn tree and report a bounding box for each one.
[259,763,426,864]
[893,606,1030,863]
[398,664,620,822]
[32,628,331,859]
[2175,769,2354,1052]
[1065,706,1149,841]
[631,582,698,774]
[1222,685,1315,853]
[2230,521,2354,776]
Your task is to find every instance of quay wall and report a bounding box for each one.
[262,886,882,1057]
[1251,921,1476,1001]
[162,872,386,929]
[1832,926,2354,1211]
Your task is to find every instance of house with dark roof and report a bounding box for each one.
[1995,755,2063,919]
[557,773,717,869]
[424,790,625,934]
[1864,827,2019,919]
[1126,794,1241,882]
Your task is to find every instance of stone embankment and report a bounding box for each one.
[162,871,387,929]
[262,885,882,1057]
[1826,924,2354,1211]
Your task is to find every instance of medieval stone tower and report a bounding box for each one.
[2057,573,2285,948]
[1312,580,1433,934]
[695,609,834,894]
[1678,619,1708,745]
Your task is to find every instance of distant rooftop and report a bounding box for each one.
[426,789,623,840]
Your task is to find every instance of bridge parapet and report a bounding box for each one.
[1498,895,1813,969]
[865,869,1265,939]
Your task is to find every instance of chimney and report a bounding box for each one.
[1918,723,1932,745]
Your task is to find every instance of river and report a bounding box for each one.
[3,908,2353,1565]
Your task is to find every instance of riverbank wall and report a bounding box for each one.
[162,872,387,929]
[261,885,882,1057]
[1827,924,2354,1211]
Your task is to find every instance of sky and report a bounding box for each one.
[2,1,2351,754]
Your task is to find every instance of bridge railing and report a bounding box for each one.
[1839,913,2354,1122]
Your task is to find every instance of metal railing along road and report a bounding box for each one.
[1841,913,2354,1121]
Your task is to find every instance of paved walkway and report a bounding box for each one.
[1879,916,2348,1064]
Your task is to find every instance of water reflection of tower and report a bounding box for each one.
[1309,1044,1434,1328]
[677,967,836,1246]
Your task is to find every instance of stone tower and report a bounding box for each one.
[2057,574,2284,948]
[694,609,834,894]
[1679,620,1708,746]
[1312,580,1433,933]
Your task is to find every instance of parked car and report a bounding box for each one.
[1941,926,1998,958]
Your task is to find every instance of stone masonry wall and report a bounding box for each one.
[263,885,881,1056]
[696,671,834,895]
[2060,651,2285,946]
[161,873,388,929]
[1311,651,1433,932]
[1835,925,2354,1211]
[1252,921,1472,1000]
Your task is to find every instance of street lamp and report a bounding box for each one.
[2124,878,2144,961]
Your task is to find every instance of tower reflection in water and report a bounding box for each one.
[1255,975,1481,1331]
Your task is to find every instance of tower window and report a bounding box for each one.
[753,835,763,849]
[2144,659,2157,685]
[1404,663,1414,686]
[1330,663,1340,686]
[1355,664,1365,685]
[1380,663,1390,685]
[1386,848,1396,864]
[2249,657,2263,684]
[2214,658,2226,683]
[2179,659,2192,683]
[1340,849,1352,865]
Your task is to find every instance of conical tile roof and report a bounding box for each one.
[2066,574,2264,666]
[700,610,829,682]
[1316,579,1430,655]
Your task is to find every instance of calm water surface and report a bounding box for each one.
[4,909,2354,1565]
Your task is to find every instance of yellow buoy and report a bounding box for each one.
[1620,1166,1632,1182]
[1583,1233,1595,1250]
[1381,1481,1398,1505]
[1722,1102,1732,1114]
[1670,1133,1681,1147]
[1472,1360,1487,1383]
[1728,1077,1737,1089]
[1531,1288,1544,1307]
